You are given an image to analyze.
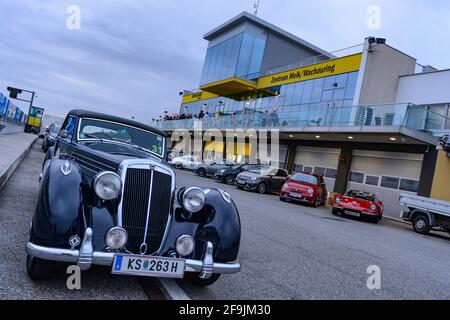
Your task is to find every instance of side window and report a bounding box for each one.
[63,116,77,140]
[277,169,288,177]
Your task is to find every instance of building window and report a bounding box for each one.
[365,175,379,186]
[399,179,419,193]
[349,171,364,184]
[325,168,337,179]
[313,167,326,176]
[294,164,304,172]
[381,176,400,190]
[303,166,313,174]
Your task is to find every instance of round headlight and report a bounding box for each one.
[335,197,342,204]
[282,184,289,190]
[251,176,258,181]
[94,171,122,200]
[308,188,314,194]
[105,227,128,249]
[175,235,195,256]
[370,204,377,211]
[182,187,206,213]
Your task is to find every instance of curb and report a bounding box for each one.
[0,137,38,191]
[383,216,409,225]
[157,279,191,300]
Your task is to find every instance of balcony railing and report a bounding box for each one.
[154,103,449,134]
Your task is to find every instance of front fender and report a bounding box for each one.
[30,159,85,248]
[162,189,241,262]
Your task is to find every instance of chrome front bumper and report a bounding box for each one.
[26,228,240,279]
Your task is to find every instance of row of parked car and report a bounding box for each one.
[168,156,384,224]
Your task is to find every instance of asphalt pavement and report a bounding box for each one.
[1,141,449,300]
[174,169,450,300]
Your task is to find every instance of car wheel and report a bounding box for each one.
[257,183,267,194]
[280,197,287,202]
[224,175,235,185]
[413,214,431,235]
[185,273,221,287]
[175,163,183,170]
[198,168,206,177]
[312,197,320,208]
[332,208,341,216]
[26,254,55,281]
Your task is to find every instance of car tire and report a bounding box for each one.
[26,254,55,281]
[185,273,221,287]
[332,208,341,216]
[257,183,267,194]
[198,168,206,177]
[175,163,183,170]
[312,197,320,208]
[224,175,235,185]
[280,197,287,202]
[413,214,431,235]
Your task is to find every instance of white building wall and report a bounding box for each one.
[396,70,450,105]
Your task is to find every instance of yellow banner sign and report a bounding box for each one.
[257,53,362,89]
[182,91,218,104]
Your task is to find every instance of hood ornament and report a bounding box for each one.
[61,160,72,176]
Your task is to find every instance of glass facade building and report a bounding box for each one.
[200,32,267,85]
[182,71,359,127]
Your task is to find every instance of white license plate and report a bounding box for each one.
[345,211,361,217]
[289,192,303,199]
[112,254,185,278]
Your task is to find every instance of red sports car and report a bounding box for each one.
[332,190,383,223]
[280,172,328,207]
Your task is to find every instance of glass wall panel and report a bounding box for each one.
[236,33,254,78]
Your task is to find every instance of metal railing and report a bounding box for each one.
[154,103,449,134]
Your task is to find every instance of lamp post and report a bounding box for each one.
[7,86,37,133]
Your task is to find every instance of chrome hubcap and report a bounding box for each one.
[416,220,425,229]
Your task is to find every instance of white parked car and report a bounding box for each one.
[168,155,202,170]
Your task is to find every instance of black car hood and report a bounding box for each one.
[71,141,164,175]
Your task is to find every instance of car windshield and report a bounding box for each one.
[290,173,318,185]
[78,118,165,157]
[346,191,375,202]
[51,124,62,133]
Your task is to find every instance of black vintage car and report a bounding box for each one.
[26,110,241,286]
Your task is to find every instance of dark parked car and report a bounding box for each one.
[235,166,289,194]
[280,172,328,207]
[26,110,241,286]
[41,122,62,152]
[193,159,233,178]
[214,164,261,185]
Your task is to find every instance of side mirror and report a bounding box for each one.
[59,130,68,139]
[45,126,50,133]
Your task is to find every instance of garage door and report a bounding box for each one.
[348,150,423,218]
[293,147,340,191]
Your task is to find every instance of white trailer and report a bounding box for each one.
[399,193,450,235]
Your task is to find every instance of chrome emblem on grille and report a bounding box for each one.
[139,243,147,255]
[69,235,81,249]
[61,160,72,176]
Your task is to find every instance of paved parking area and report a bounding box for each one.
[1,143,449,300]
[174,169,450,300]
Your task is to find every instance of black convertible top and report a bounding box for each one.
[67,109,166,137]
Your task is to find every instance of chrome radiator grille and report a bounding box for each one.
[121,166,172,254]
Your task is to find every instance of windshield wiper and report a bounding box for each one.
[83,133,106,142]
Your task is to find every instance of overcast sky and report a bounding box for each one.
[0,0,449,124]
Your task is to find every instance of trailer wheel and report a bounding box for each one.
[412,214,431,235]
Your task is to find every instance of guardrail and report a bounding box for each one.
[154,103,448,133]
